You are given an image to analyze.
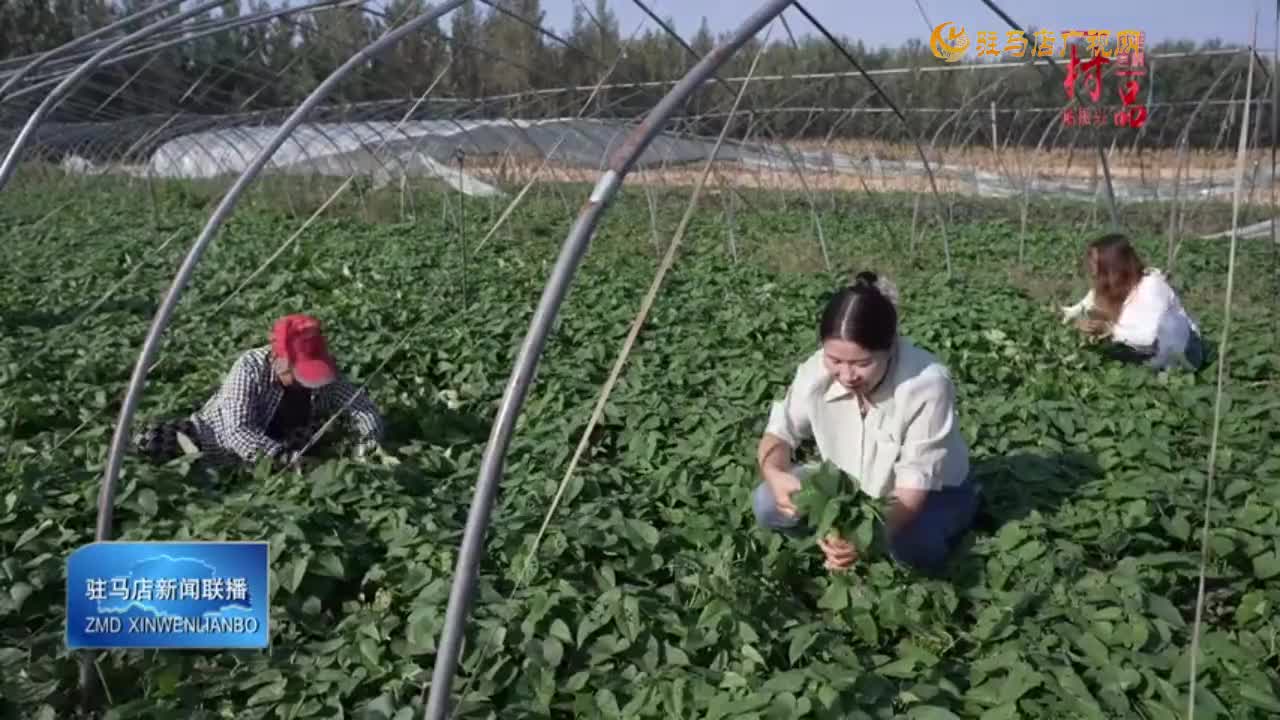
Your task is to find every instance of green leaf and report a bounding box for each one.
[363,694,395,720]
[854,516,874,551]
[1074,632,1110,666]
[1251,551,1280,580]
[1164,513,1191,541]
[301,596,322,615]
[765,691,798,720]
[13,521,48,551]
[624,519,660,548]
[817,685,839,709]
[762,670,806,694]
[666,643,690,666]
[1239,678,1280,712]
[313,552,345,579]
[9,582,32,610]
[359,638,380,666]
[1014,540,1046,563]
[596,688,621,717]
[878,657,919,679]
[136,488,157,515]
[852,612,878,646]
[288,557,309,593]
[705,692,733,720]
[1234,590,1271,625]
[246,680,286,706]
[576,589,619,646]
[563,671,590,692]
[995,523,1028,551]
[788,625,816,665]
[1147,594,1186,628]
[549,618,573,644]
[817,581,849,611]
[406,608,436,652]
[542,637,563,667]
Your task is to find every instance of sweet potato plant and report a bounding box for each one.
[2,178,1279,719]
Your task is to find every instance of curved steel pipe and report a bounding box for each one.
[976,0,1119,228]
[0,0,234,191]
[94,0,468,540]
[791,0,953,274]
[421,1,797,717]
[0,0,192,103]
[80,3,466,710]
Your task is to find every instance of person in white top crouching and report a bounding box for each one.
[1060,233,1206,371]
[753,272,980,577]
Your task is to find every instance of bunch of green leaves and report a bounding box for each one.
[790,462,880,555]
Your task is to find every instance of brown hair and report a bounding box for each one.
[1086,233,1145,320]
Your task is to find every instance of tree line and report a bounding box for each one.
[0,0,1267,149]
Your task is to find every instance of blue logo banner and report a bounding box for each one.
[66,541,270,649]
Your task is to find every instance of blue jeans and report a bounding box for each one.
[1184,330,1207,370]
[1103,330,1207,371]
[752,475,980,576]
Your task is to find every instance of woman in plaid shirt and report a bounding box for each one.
[134,314,385,469]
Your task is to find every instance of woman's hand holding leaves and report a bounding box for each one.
[818,532,858,572]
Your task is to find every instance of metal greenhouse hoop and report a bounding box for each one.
[0,0,193,103]
[0,1,1269,716]
[422,0,797,715]
[78,0,471,709]
[0,0,238,191]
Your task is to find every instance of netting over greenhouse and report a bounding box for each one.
[2,1,1279,718]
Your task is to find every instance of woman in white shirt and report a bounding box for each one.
[753,272,980,577]
[1060,233,1205,371]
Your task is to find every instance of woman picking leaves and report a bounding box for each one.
[1060,233,1205,371]
[753,273,980,577]
[133,313,386,470]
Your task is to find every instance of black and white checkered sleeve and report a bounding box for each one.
[321,378,385,448]
[216,351,286,463]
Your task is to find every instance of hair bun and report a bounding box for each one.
[851,271,879,289]
[847,271,899,308]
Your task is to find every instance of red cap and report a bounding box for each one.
[271,314,337,388]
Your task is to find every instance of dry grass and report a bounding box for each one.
[790,138,1257,181]
[457,139,1280,201]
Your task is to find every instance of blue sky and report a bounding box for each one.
[521,1,1264,48]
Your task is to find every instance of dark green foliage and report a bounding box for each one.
[1,177,1279,718]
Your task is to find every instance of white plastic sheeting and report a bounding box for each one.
[146,119,536,196]
[65,116,1276,203]
[143,117,725,196]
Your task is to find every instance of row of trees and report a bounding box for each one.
[0,0,1266,149]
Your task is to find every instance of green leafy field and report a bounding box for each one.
[2,174,1279,719]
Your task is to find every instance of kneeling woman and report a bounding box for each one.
[752,273,978,576]
[1060,233,1205,371]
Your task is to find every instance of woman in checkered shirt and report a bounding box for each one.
[133,314,386,470]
